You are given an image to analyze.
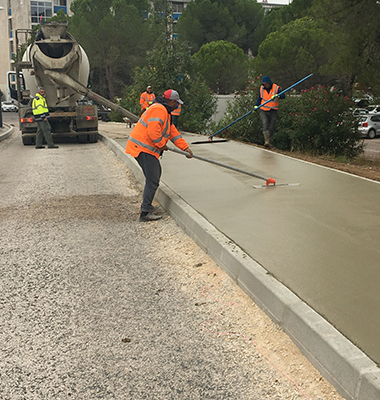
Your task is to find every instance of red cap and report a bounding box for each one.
[163,89,183,104]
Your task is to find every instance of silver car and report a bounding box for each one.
[358,114,380,139]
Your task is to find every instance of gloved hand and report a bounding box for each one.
[271,95,277,100]
[254,106,259,111]
[184,147,193,158]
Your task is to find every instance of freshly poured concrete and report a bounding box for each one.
[116,132,380,367]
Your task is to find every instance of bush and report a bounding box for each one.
[216,79,363,159]
[277,86,363,158]
[212,75,263,143]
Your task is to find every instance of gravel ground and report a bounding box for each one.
[0,131,343,399]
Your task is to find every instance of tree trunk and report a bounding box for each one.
[105,65,115,100]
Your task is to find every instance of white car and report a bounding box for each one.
[358,114,380,139]
[1,102,18,112]
[366,105,380,114]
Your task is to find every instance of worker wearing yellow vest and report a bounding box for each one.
[139,86,156,115]
[171,102,181,128]
[32,87,58,149]
[126,89,193,222]
[254,76,285,148]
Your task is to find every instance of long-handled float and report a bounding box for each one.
[192,73,313,144]
[168,147,301,187]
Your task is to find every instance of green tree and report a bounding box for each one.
[253,17,334,89]
[253,0,313,54]
[193,41,249,94]
[120,40,217,133]
[48,8,69,22]
[311,0,380,97]
[176,0,264,54]
[69,0,152,99]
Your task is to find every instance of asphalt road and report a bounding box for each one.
[362,137,380,160]
[0,117,343,399]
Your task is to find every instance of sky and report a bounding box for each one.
[259,0,292,4]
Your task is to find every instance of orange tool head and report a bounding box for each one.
[266,178,276,186]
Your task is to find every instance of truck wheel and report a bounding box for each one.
[78,135,87,143]
[22,136,34,145]
[88,133,98,143]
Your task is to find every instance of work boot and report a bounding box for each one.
[139,212,162,222]
[35,145,45,149]
[48,144,59,149]
[263,131,272,148]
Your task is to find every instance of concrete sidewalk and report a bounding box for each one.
[99,124,380,400]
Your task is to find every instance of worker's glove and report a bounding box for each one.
[271,95,277,100]
[254,106,259,111]
[184,147,193,158]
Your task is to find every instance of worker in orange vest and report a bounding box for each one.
[126,89,193,222]
[254,76,285,147]
[171,102,181,128]
[140,86,155,115]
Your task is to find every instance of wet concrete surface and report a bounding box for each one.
[112,127,380,366]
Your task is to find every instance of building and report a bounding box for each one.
[259,0,292,12]
[0,0,73,100]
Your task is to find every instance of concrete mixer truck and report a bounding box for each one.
[11,21,138,145]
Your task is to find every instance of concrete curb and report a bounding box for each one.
[99,133,380,400]
[0,123,14,142]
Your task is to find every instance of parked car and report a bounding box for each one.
[1,101,18,112]
[366,105,380,114]
[97,104,112,121]
[352,108,368,117]
[358,114,380,139]
[77,97,111,121]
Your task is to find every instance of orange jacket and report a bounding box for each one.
[171,103,181,116]
[126,102,189,159]
[140,91,156,111]
[259,83,280,111]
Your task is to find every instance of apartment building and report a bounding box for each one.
[0,0,73,98]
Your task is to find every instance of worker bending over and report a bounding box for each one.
[126,89,193,222]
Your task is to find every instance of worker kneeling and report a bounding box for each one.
[126,89,193,222]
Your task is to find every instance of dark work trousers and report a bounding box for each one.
[259,109,278,140]
[36,120,54,147]
[136,152,162,213]
[171,115,179,128]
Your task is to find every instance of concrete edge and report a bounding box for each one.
[99,133,380,400]
[0,123,14,142]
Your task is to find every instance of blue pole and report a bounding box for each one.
[208,73,313,140]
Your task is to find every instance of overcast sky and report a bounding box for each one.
[259,0,292,4]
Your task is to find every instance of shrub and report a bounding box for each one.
[277,86,363,158]
[216,80,363,159]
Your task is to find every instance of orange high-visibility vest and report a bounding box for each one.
[171,103,181,116]
[260,83,280,111]
[140,91,156,111]
[126,103,189,159]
